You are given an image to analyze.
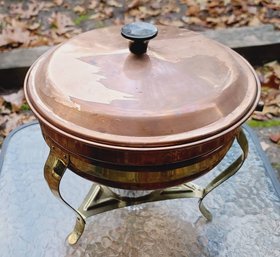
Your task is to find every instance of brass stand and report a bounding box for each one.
[44,129,248,245]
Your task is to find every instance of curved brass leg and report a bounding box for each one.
[198,199,213,221]
[44,149,86,245]
[67,216,85,245]
[199,128,248,220]
[43,129,248,245]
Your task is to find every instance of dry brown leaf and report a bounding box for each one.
[270,133,280,144]
[248,6,258,14]
[113,18,124,25]
[89,13,106,20]
[267,94,280,106]
[2,89,25,112]
[0,113,36,137]
[127,0,141,10]
[42,2,55,9]
[206,17,222,24]
[27,22,41,31]
[88,0,99,10]
[0,27,32,48]
[207,0,222,8]
[226,14,237,25]
[103,7,114,18]
[138,6,161,17]
[9,1,45,19]
[182,16,206,26]
[265,61,280,78]
[128,8,141,17]
[186,4,200,16]
[0,97,11,115]
[249,16,262,26]
[73,5,86,14]
[161,2,180,14]
[53,0,64,6]
[151,2,161,10]
[0,97,4,106]
[0,116,9,130]
[208,4,226,16]
[252,112,270,121]
[262,105,280,117]
[261,88,280,104]
[262,74,280,89]
[49,12,75,36]
[108,0,122,8]
[159,18,185,27]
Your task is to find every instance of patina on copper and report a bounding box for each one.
[24,24,260,189]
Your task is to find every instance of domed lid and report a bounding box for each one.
[25,22,260,147]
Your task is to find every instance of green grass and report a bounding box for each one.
[246,119,280,128]
[20,103,31,111]
[74,14,90,26]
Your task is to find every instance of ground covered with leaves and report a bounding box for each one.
[0,0,279,51]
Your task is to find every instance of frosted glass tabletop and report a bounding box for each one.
[0,122,279,257]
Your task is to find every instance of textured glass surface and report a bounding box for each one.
[0,123,279,257]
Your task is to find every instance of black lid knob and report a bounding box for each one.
[121,22,158,55]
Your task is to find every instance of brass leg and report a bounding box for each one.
[44,149,86,245]
[44,129,248,245]
[198,199,212,221]
[199,128,248,220]
[67,216,85,245]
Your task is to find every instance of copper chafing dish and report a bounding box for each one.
[24,22,260,244]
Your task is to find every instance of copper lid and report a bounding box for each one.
[25,23,260,147]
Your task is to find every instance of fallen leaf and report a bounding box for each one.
[42,2,55,9]
[2,89,25,112]
[127,0,141,10]
[151,2,161,10]
[27,22,41,31]
[89,13,106,20]
[265,61,280,78]
[108,0,122,8]
[9,1,45,19]
[0,27,32,49]
[103,7,114,18]
[88,0,99,10]
[248,6,258,14]
[161,2,180,14]
[0,113,36,137]
[182,16,206,27]
[138,6,161,17]
[49,12,75,35]
[73,5,85,14]
[267,93,280,106]
[53,0,64,6]
[252,112,270,121]
[186,4,200,16]
[249,16,261,26]
[207,0,223,8]
[270,132,280,144]
[262,105,280,117]
[226,14,237,25]
[159,18,185,27]
[0,116,9,130]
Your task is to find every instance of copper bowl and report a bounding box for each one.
[24,23,260,190]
